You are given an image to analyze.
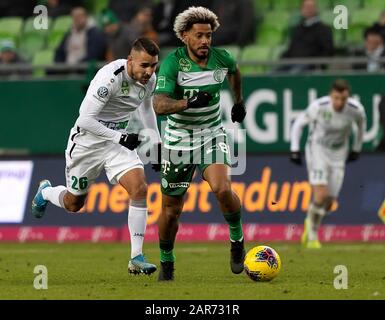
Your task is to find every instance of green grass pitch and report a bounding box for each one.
[0,242,384,300]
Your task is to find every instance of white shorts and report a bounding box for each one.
[305,144,345,198]
[64,130,143,195]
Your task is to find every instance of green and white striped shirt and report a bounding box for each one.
[155,46,237,150]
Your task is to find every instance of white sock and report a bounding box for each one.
[128,205,148,259]
[307,203,326,241]
[42,186,67,208]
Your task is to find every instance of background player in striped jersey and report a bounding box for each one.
[290,79,367,249]
[153,6,247,280]
[31,38,161,275]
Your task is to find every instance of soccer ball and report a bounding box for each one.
[244,245,281,282]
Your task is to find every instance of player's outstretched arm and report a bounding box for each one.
[153,94,188,115]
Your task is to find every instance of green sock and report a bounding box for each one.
[159,239,176,262]
[223,210,243,242]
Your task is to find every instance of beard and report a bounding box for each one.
[191,46,209,60]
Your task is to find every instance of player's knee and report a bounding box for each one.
[129,182,148,200]
[162,203,182,220]
[65,200,84,212]
[211,182,232,203]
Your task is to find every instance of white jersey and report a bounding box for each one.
[290,96,366,163]
[71,59,160,148]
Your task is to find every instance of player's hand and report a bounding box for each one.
[346,151,360,163]
[231,101,246,123]
[119,133,142,150]
[151,142,162,172]
[290,151,302,165]
[187,91,212,109]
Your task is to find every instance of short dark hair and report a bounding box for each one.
[364,26,383,40]
[331,79,351,93]
[132,38,159,56]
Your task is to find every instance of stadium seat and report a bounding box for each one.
[364,0,385,10]
[32,49,55,78]
[19,33,46,61]
[51,15,72,33]
[32,49,54,65]
[333,29,346,48]
[351,9,379,27]
[273,0,301,11]
[218,45,241,60]
[253,0,272,12]
[47,32,65,50]
[317,0,333,10]
[84,0,109,14]
[257,26,284,46]
[0,17,23,43]
[345,24,365,45]
[262,12,290,31]
[270,45,286,61]
[239,45,271,74]
[320,11,336,27]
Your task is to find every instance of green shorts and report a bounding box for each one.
[160,136,231,196]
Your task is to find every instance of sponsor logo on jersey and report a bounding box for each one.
[97,86,109,98]
[157,76,166,89]
[169,182,190,189]
[179,58,192,72]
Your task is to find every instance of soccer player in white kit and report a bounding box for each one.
[31,38,161,274]
[290,79,367,249]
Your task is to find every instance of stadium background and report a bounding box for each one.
[1,0,385,243]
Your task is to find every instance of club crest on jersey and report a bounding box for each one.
[179,58,192,72]
[213,69,225,83]
[322,111,332,122]
[161,178,168,188]
[139,88,146,100]
[97,86,108,98]
[121,81,129,94]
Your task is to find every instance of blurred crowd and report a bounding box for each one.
[0,0,385,74]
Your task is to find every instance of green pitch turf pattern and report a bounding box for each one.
[0,242,384,300]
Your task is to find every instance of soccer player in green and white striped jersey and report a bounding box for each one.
[153,6,247,281]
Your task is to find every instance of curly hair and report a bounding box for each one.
[173,6,220,41]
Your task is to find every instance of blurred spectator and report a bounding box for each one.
[277,0,334,73]
[108,0,152,23]
[130,6,157,44]
[0,40,30,77]
[370,11,385,42]
[351,27,385,72]
[152,0,211,46]
[210,0,257,47]
[102,6,157,62]
[54,6,107,64]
